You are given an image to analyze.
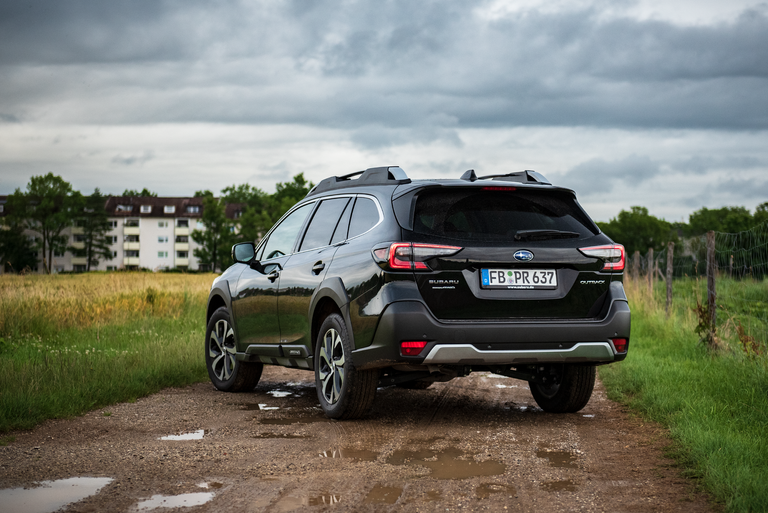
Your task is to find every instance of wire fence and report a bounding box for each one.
[627,222,768,356]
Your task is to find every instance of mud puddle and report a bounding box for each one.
[387,446,506,479]
[253,432,310,439]
[131,491,215,511]
[159,429,205,440]
[259,412,329,425]
[273,491,342,511]
[476,482,517,499]
[363,484,402,504]
[318,448,378,461]
[541,479,578,492]
[536,449,578,468]
[0,477,113,513]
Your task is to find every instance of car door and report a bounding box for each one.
[232,202,314,352]
[276,197,352,351]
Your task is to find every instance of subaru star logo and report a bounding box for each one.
[514,250,534,262]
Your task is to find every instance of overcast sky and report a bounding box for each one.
[1,0,766,222]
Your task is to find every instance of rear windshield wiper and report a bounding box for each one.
[514,229,581,241]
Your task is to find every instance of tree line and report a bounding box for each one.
[0,173,313,273]
[597,204,768,256]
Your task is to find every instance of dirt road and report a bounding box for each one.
[0,367,715,512]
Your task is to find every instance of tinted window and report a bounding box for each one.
[413,189,598,242]
[300,198,350,251]
[348,197,380,238]
[261,203,313,260]
[330,198,353,244]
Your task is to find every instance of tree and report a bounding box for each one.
[121,188,157,197]
[752,202,768,227]
[6,173,80,274]
[686,206,754,236]
[597,206,676,255]
[191,191,233,272]
[0,217,38,273]
[71,189,113,271]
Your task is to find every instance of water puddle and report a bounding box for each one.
[363,484,402,504]
[476,482,516,499]
[387,447,506,479]
[541,479,578,492]
[536,449,578,468]
[260,413,328,425]
[583,414,595,418]
[159,429,204,440]
[132,492,215,511]
[317,448,378,461]
[273,492,341,511]
[0,477,113,513]
[494,384,521,389]
[267,390,293,398]
[404,489,442,504]
[197,482,223,489]
[253,432,309,439]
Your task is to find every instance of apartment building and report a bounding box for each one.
[0,195,242,274]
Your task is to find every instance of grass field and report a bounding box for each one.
[0,273,214,432]
[600,276,768,512]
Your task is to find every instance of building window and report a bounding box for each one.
[116,205,133,212]
[112,251,117,258]
[0,204,4,213]
[187,205,200,214]
[109,220,118,228]
[125,219,139,227]
[108,236,118,244]
[54,251,65,258]
[175,235,189,243]
[73,234,85,243]
[164,205,176,214]
[125,250,139,257]
[140,205,151,213]
[176,219,189,228]
[158,251,168,258]
[158,221,168,228]
[176,251,188,258]
[197,220,204,228]
[158,236,168,243]
[73,265,87,273]
[106,266,116,271]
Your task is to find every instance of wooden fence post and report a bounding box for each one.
[666,241,674,317]
[647,248,654,296]
[706,231,717,347]
[633,250,640,282]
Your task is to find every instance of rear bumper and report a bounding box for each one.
[353,298,630,370]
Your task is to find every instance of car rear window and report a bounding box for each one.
[412,188,598,242]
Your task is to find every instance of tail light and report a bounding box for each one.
[579,244,625,271]
[611,338,628,353]
[373,243,462,271]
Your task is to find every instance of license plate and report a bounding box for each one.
[481,269,557,289]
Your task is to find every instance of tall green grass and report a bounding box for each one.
[600,278,768,512]
[0,273,213,433]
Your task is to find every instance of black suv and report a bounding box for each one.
[205,166,630,419]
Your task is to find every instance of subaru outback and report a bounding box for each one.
[205,166,630,419]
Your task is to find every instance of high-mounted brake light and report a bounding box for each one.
[380,242,462,271]
[482,186,516,192]
[401,341,428,356]
[579,244,625,271]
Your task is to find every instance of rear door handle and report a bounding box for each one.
[312,261,326,274]
[267,269,280,282]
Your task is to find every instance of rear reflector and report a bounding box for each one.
[579,244,626,271]
[384,243,462,271]
[401,341,428,356]
[611,338,628,353]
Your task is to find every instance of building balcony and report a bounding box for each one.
[123,242,140,251]
[175,227,190,236]
[124,257,140,266]
[71,257,87,265]
[124,227,140,236]
[71,242,85,250]
[71,227,84,235]
[175,258,189,267]
[174,242,189,252]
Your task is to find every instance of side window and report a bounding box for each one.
[348,197,380,238]
[299,198,350,252]
[330,198,353,244]
[260,203,313,260]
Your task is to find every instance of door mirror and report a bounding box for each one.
[232,242,255,264]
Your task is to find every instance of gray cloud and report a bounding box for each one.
[557,154,661,195]
[111,151,154,166]
[1,1,767,132]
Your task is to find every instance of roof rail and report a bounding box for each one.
[307,166,411,196]
[461,169,550,185]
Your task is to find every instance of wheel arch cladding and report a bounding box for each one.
[207,293,228,324]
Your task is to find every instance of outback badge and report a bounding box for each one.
[514,250,534,262]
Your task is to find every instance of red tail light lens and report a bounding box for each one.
[579,244,625,271]
[384,243,462,271]
[611,338,628,353]
[401,341,428,356]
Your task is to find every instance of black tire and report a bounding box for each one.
[205,307,263,392]
[396,380,433,390]
[314,313,378,420]
[529,364,595,413]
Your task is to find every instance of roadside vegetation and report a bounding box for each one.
[600,276,768,512]
[0,273,213,432]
